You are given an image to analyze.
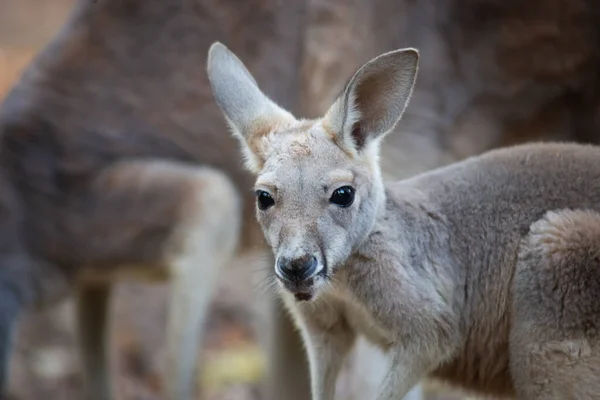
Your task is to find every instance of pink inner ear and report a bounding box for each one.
[353,68,398,137]
[350,121,365,149]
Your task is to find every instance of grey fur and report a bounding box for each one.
[207,43,294,142]
[209,43,600,400]
[324,48,419,152]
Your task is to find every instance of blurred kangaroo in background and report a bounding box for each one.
[2,0,600,399]
[0,0,308,399]
[209,40,600,400]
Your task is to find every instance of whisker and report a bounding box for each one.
[254,275,279,295]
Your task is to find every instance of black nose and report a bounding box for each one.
[277,255,318,282]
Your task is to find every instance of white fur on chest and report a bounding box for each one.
[324,277,396,349]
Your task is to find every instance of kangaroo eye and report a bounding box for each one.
[256,190,275,210]
[330,186,355,208]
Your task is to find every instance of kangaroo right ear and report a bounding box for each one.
[323,48,419,156]
[207,42,295,172]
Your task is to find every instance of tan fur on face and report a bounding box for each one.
[241,116,297,172]
[259,120,357,166]
[285,133,313,158]
[322,119,356,159]
[258,120,320,158]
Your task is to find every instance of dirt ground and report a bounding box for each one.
[0,1,471,399]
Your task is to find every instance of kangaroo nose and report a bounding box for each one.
[277,255,318,282]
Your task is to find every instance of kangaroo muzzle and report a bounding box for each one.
[275,254,325,301]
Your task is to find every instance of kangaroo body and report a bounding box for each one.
[287,142,600,399]
[208,40,600,399]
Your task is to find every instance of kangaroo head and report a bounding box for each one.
[207,42,419,301]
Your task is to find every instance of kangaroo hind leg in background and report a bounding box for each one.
[71,160,241,400]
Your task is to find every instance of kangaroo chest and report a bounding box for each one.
[325,278,396,350]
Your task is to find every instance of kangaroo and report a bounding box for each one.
[208,42,600,400]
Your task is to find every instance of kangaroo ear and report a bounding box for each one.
[207,42,295,172]
[324,48,419,154]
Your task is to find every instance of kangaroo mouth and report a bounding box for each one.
[293,292,314,302]
[278,268,327,302]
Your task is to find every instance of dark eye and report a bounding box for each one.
[330,186,355,208]
[256,190,275,210]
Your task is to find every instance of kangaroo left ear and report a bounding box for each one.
[324,48,419,153]
[207,42,295,172]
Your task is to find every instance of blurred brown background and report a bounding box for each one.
[6,0,591,399]
[0,0,74,98]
